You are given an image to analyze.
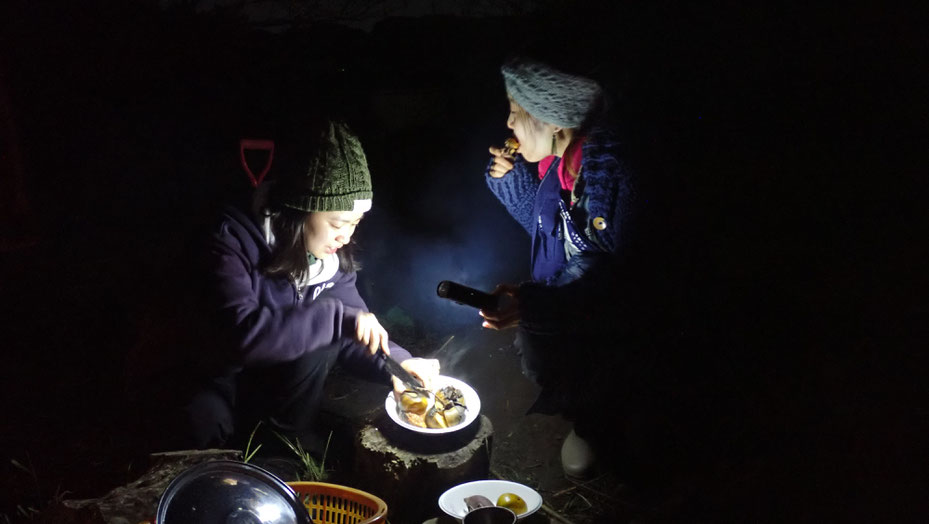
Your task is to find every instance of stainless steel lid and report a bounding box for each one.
[156,460,312,524]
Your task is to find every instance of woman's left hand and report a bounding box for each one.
[480,284,521,330]
[392,357,441,397]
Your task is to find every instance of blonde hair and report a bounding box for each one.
[509,98,583,180]
[508,98,550,137]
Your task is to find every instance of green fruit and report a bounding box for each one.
[496,492,528,515]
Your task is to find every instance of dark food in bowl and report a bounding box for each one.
[464,495,494,512]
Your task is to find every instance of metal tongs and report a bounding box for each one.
[379,352,430,395]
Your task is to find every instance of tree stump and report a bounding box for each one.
[352,413,494,524]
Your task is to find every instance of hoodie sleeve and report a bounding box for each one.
[208,213,412,373]
[320,270,414,380]
[208,229,354,367]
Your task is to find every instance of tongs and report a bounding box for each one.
[379,353,430,395]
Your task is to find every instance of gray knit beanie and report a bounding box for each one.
[501,58,602,129]
[280,121,373,212]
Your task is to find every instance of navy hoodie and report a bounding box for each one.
[205,203,411,375]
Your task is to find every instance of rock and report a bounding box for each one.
[38,449,241,524]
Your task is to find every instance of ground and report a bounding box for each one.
[368,324,631,523]
[255,323,637,524]
[414,326,632,523]
[0,275,628,523]
[2,243,929,523]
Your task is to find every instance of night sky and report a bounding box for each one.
[1,0,926,520]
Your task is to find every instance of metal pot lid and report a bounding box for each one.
[156,460,312,524]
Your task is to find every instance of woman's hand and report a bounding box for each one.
[487,146,515,178]
[355,312,389,355]
[479,284,520,330]
[392,357,441,397]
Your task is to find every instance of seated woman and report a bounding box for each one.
[128,120,438,452]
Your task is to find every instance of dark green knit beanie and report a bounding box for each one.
[280,121,373,212]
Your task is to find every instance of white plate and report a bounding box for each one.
[384,375,480,435]
[438,479,543,520]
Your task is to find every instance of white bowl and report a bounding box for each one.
[384,375,481,435]
[438,479,543,520]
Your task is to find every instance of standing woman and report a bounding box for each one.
[482,57,639,478]
[130,121,438,452]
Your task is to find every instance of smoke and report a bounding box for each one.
[356,125,530,337]
[429,334,472,373]
[357,208,526,333]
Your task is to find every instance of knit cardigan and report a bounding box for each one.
[485,127,636,328]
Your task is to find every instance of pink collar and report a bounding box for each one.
[537,137,586,191]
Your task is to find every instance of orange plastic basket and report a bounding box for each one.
[287,481,388,524]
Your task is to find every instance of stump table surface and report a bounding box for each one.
[320,372,495,523]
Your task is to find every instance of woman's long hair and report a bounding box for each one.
[260,204,358,282]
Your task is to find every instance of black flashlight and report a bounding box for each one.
[436,281,499,311]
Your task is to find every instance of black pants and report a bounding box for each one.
[515,323,645,476]
[518,318,744,485]
[174,344,341,451]
[516,325,618,434]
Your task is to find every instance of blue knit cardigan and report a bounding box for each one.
[485,127,636,328]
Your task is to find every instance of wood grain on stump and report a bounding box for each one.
[352,413,494,523]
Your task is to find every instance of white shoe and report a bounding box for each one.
[561,429,596,478]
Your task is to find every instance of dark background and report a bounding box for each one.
[1,0,926,521]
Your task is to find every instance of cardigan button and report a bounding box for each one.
[593,217,607,230]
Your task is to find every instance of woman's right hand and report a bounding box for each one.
[392,357,441,399]
[479,283,520,330]
[355,312,389,355]
[487,146,515,179]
